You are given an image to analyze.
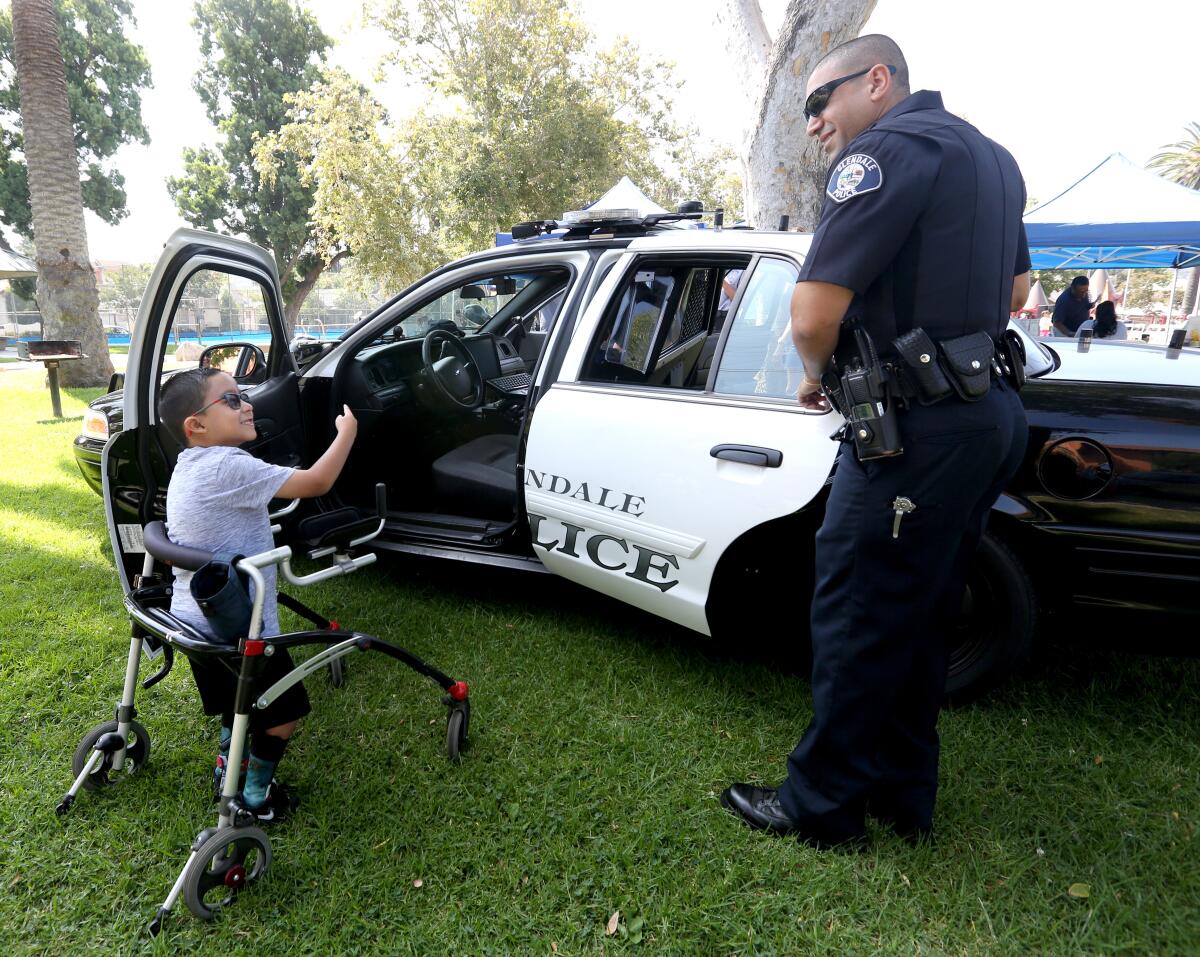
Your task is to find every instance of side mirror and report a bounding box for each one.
[199,342,268,384]
[107,372,125,394]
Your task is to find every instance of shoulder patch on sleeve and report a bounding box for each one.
[826,153,883,203]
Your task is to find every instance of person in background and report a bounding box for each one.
[1051,276,1091,337]
[1076,300,1128,340]
[717,268,744,323]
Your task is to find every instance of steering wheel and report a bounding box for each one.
[422,329,483,409]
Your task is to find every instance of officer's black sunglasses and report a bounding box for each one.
[804,64,896,121]
[191,391,244,416]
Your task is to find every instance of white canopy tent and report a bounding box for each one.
[495,176,685,245]
[0,247,37,279]
[1021,279,1050,313]
[583,175,669,217]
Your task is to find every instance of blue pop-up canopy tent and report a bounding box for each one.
[1024,153,1200,270]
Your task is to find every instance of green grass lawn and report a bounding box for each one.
[0,367,1197,956]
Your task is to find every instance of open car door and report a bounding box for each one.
[103,228,300,593]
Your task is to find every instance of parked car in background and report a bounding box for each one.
[76,222,1200,701]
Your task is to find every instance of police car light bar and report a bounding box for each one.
[509,209,704,241]
[561,207,642,225]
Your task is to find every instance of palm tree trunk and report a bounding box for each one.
[11,0,113,387]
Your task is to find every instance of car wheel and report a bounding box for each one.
[944,532,1036,705]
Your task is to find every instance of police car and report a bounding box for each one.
[81,214,1200,702]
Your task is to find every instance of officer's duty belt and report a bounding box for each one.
[881,328,1025,406]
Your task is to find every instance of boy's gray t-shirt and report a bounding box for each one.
[167,446,294,638]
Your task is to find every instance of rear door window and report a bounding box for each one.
[712,258,802,400]
[580,260,747,389]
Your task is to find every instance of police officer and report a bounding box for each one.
[721,34,1031,847]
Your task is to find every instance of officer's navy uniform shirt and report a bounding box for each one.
[1051,287,1091,335]
[798,90,1031,348]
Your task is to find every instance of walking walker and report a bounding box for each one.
[57,487,471,934]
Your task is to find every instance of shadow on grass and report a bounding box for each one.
[380,550,1200,722]
[56,455,91,483]
[0,478,108,531]
[382,551,729,657]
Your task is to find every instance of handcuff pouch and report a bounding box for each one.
[938,331,995,401]
[892,328,952,403]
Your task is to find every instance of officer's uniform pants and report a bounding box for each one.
[777,380,1028,842]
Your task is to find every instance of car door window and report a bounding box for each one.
[580,260,747,389]
[712,258,802,400]
[162,269,278,375]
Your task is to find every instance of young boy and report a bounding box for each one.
[158,366,358,822]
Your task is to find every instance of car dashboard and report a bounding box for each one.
[349,333,531,414]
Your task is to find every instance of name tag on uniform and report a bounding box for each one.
[827,153,882,203]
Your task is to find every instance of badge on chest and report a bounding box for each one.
[827,153,883,203]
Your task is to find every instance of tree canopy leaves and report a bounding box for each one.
[0,0,151,240]
[1147,121,1200,190]
[167,0,331,320]
[258,0,741,289]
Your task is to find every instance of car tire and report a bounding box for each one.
[944,531,1037,706]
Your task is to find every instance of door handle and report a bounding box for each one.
[710,444,783,468]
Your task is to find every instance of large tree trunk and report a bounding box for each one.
[11,0,113,388]
[280,250,349,338]
[722,0,877,231]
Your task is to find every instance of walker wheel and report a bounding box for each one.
[446,700,469,763]
[328,656,346,688]
[181,826,271,921]
[71,720,151,791]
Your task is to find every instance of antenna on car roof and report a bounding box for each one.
[714,208,724,230]
[778,214,790,231]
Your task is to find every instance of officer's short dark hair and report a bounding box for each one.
[1071,276,1089,288]
[159,367,221,448]
[813,34,910,96]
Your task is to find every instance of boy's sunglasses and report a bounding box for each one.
[191,391,245,416]
[804,64,896,121]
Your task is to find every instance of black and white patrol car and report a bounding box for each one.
[79,214,1200,701]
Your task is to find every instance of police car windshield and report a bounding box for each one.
[367,269,570,345]
[363,276,527,345]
